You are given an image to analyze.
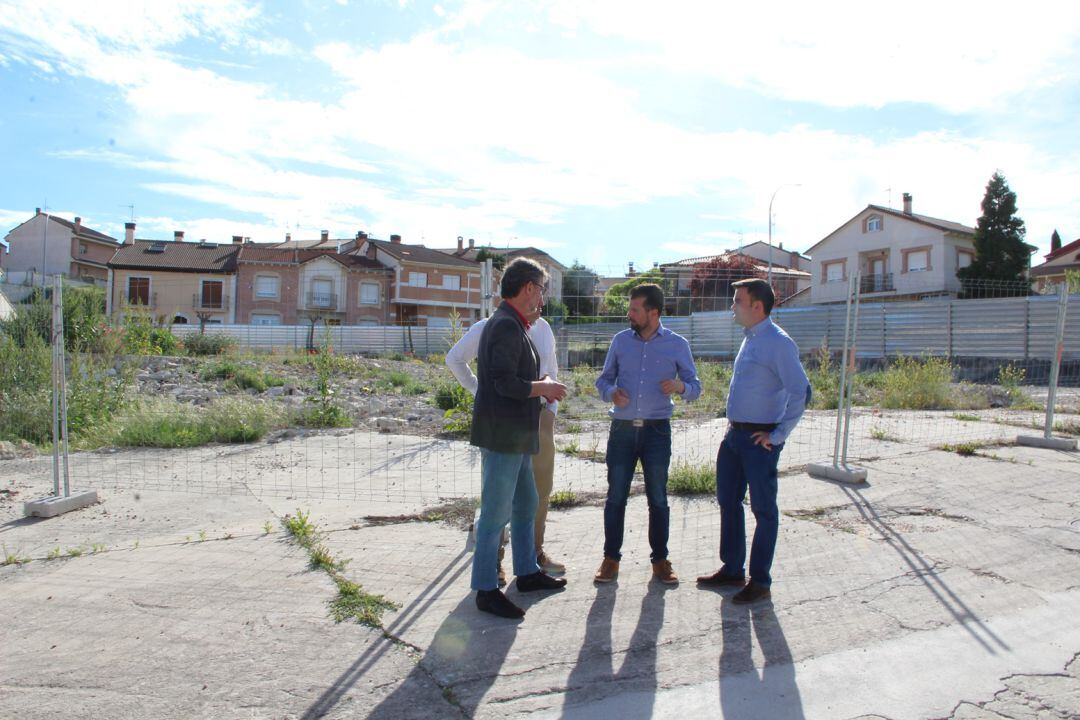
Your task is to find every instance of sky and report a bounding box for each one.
[1,0,1078,274]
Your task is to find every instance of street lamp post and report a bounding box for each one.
[768,183,801,285]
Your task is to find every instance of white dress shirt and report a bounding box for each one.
[446,316,560,415]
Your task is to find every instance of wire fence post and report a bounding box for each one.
[23,276,100,518]
[1018,282,1076,450]
[808,271,869,483]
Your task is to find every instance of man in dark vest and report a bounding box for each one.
[471,257,569,618]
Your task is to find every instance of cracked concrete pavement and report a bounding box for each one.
[1,431,1078,718]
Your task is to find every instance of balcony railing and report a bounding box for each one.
[192,293,230,311]
[303,291,338,310]
[860,273,895,293]
[123,292,157,309]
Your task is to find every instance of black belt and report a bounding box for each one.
[613,418,670,427]
[729,421,777,432]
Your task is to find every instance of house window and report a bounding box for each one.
[408,272,427,287]
[254,275,279,298]
[823,260,845,283]
[903,248,930,273]
[127,277,150,306]
[201,280,224,308]
[79,243,88,255]
[172,315,189,324]
[311,279,333,307]
[866,215,883,232]
[442,274,461,290]
[251,313,281,326]
[359,282,380,305]
[957,249,974,270]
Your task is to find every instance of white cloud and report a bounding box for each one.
[1,0,1076,262]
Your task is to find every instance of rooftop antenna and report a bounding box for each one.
[884,187,892,207]
[118,204,135,222]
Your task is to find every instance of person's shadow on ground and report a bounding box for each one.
[719,595,805,720]
[560,581,672,718]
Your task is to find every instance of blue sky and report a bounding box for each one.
[1,1,1078,274]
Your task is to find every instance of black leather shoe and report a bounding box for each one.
[696,570,747,587]
[732,581,772,605]
[515,571,568,593]
[476,589,525,618]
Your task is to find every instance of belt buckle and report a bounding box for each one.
[632,418,644,428]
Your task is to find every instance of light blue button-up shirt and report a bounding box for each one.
[726,317,811,445]
[595,324,702,420]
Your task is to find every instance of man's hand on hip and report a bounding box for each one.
[751,431,774,451]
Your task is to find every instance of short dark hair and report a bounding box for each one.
[732,278,775,315]
[500,257,548,299]
[629,283,664,314]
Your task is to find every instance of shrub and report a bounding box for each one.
[880,356,954,410]
[667,462,716,496]
[183,333,236,356]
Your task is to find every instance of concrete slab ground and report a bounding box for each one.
[1,432,1078,718]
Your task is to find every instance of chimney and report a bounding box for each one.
[320,230,329,242]
[74,216,82,233]
[232,235,243,244]
[457,235,464,252]
[355,230,367,241]
[35,207,41,215]
[366,243,377,260]
[390,234,402,244]
[174,230,184,242]
[903,193,913,216]
[468,238,474,250]
[285,232,292,242]
[628,261,635,275]
[124,222,135,245]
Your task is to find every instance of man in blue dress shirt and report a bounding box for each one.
[594,284,702,585]
[697,278,810,604]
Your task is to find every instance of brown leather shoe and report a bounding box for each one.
[732,581,772,605]
[593,557,619,583]
[652,559,679,585]
[537,551,566,575]
[696,570,747,587]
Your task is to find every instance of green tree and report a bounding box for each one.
[1051,229,1062,253]
[475,247,506,270]
[957,172,1031,296]
[602,267,671,316]
[563,260,599,317]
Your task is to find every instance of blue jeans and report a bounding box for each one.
[604,419,672,563]
[716,428,783,587]
[471,449,540,591]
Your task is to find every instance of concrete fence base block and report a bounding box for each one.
[1017,435,1078,451]
[806,463,869,484]
[24,490,100,518]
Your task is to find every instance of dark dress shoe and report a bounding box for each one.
[732,582,772,605]
[696,570,747,587]
[515,571,567,593]
[476,589,525,618]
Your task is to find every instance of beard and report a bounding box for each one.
[629,319,645,334]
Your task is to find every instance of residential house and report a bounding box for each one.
[1,208,120,286]
[806,194,983,304]
[1030,237,1080,292]
[435,237,567,302]
[106,228,239,325]
[659,252,811,314]
[235,241,392,326]
[355,234,482,326]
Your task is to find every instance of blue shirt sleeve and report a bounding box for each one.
[675,338,702,402]
[595,335,620,402]
[768,334,810,445]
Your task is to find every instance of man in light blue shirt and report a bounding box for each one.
[697,278,810,605]
[593,283,701,585]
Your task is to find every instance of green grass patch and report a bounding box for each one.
[880,356,954,410]
[549,489,582,509]
[667,461,716,496]
[94,397,283,449]
[201,361,285,393]
[951,412,981,422]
